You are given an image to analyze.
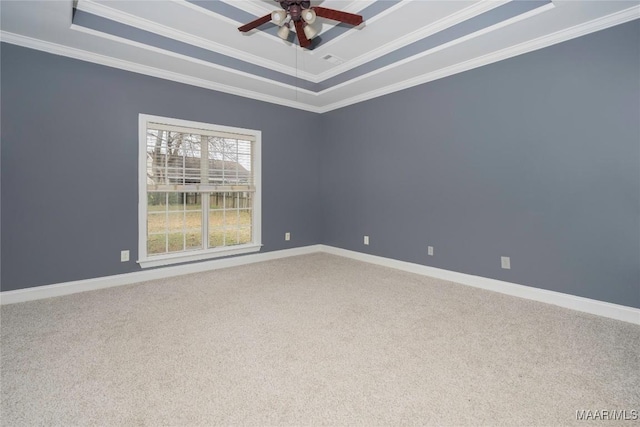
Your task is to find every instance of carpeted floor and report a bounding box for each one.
[1,253,639,426]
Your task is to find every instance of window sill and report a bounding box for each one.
[137,244,262,269]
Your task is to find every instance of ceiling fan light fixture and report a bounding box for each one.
[238,2,364,49]
[303,23,318,40]
[277,23,290,40]
[271,10,287,25]
[302,9,316,24]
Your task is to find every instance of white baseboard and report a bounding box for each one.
[2,244,638,325]
[317,245,640,325]
[0,245,322,305]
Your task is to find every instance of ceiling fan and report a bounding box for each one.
[238,1,364,49]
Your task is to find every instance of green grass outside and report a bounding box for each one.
[147,208,251,254]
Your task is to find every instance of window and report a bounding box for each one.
[138,114,261,268]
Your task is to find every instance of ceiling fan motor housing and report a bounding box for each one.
[279,0,311,21]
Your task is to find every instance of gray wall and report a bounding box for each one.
[320,20,640,308]
[2,20,639,309]
[1,43,321,291]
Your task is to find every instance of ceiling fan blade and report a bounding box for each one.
[294,20,312,48]
[311,7,363,26]
[309,35,323,50]
[238,13,272,32]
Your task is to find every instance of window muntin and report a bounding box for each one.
[138,115,261,268]
[147,192,203,255]
[208,192,253,248]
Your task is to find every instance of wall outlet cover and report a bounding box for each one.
[501,256,511,269]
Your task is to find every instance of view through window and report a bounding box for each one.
[138,115,261,268]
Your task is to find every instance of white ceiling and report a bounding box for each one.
[1,1,638,112]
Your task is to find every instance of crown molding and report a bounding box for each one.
[176,0,351,73]
[316,1,556,96]
[317,4,640,112]
[217,0,275,17]
[220,0,376,16]
[70,0,532,90]
[311,0,506,63]
[0,31,322,113]
[173,0,291,55]
[333,0,376,15]
[78,0,318,82]
[2,4,638,113]
[308,0,407,55]
[68,22,318,96]
[79,0,397,84]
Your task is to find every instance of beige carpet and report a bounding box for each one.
[1,253,638,426]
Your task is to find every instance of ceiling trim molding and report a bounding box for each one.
[307,0,406,54]
[2,5,638,114]
[188,0,401,56]
[76,0,409,85]
[311,0,509,80]
[317,4,640,113]
[315,0,555,95]
[325,0,377,15]
[219,0,376,44]
[175,0,280,45]
[68,21,318,95]
[0,31,322,113]
[216,0,276,17]
[78,0,316,82]
[217,0,376,17]
[71,0,552,93]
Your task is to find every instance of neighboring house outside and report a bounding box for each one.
[148,154,251,208]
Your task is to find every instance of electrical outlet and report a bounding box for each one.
[501,256,511,269]
[428,246,434,256]
[364,235,369,245]
[121,250,130,262]
[285,232,291,241]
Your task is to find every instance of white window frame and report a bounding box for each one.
[137,114,262,268]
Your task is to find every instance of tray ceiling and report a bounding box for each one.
[1,1,638,112]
